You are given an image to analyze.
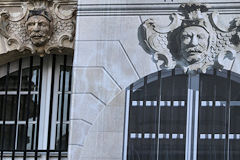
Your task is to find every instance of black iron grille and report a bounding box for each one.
[126,69,240,160]
[0,55,72,160]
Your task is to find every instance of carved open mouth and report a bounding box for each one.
[188,52,201,56]
[187,48,202,54]
[32,36,43,39]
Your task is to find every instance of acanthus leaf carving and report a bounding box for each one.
[0,0,76,58]
[142,15,182,69]
[7,3,28,22]
[140,3,240,74]
[210,12,229,33]
[54,3,77,20]
[0,9,10,39]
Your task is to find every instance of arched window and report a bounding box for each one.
[0,55,72,159]
[124,69,240,160]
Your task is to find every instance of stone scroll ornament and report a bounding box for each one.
[142,3,240,73]
[0,0,76,56]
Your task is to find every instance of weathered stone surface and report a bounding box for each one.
[141,3,240,74]
[75,16,158,78]
[68,145,83,160]
[69,119,92,146]
[0,0,76,62]
[71,93,105,124]
[96,132,123,159]
[78,131,98,159]
[71,67,121,104]
[70,1,240,160]
[107,90,126,107]
[73,41,139,89]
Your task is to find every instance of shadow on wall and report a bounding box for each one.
[137,23,153,55]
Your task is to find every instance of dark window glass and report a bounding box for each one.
[0,62,41,151]
[0,56,72,158]
[198,71,229,160]
[59,66,72,92]
[127,69,240,160]
[127,70,187,160]
[19,95,39,121]
[229,73,240,160]
[55,124,68,151]
[21,67,40,91]
[0,125,15,150]
[0,95,17,121]
[55,65,71,151]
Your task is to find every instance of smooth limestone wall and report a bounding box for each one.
[69,0,240,160]
[68,15,158,160]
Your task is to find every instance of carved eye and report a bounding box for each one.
[182,35,191,40]
[39,22,48,27]
[28,22,35,27]
[198,34,205,39]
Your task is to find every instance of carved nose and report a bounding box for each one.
[191,36,198,46]
[33,23,40,31]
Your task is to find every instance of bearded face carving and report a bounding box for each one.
[0,1,76,57]
[179,26,209,64]
[26,15,51,46]
[25,9,53,47]
[141,3,224,73]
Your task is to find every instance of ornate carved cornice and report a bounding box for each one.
[140,3,240,74]
[0,0,76,60]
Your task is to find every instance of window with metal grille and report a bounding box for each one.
[0,55,72,159]
[124,68,240,160]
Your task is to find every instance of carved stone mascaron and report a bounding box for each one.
[0,0,76,60]
[141,3,240,74]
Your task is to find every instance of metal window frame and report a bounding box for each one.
[124,70,240,160]
[0,55,72,159]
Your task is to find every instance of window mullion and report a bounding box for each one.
[156,71,161,160]
[46,54,56,159]
[39,55,53,150]
[225,71,231,160]
[50,56,62,150]
[34,57,43,159]
[123,88,131,160]
[14,59,23,151]
[0,62,10,159]
[185,74,200,160]
[23,56,33,159]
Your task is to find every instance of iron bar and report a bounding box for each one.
[127,84,133,160]
[58,55,67,159]
[46,55,56,160]
[156,71,162,160]
[23,56,33,160]
[211,69,217,159]
[170,69,175,160]
[12,59,22,160]
[31,66,39,150]
[0,62,10,160]
[65,66,72,151]
[225,71,231,160]
[34,57,43,159]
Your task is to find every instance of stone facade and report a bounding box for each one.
[1,0,240,160]
[70,0,240,160]
[0,0,76,63]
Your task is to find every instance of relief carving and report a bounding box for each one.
[141,3,240,73]
[0,0,76,57]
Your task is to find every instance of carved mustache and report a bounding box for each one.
[185,47,204,53]
[30,32,48,38]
